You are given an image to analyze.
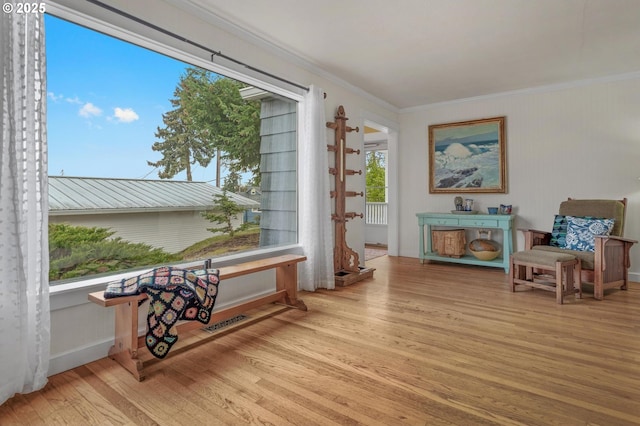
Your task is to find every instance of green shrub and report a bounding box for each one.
[49,223,178,281]
[201,191,246,237]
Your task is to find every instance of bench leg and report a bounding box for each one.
[511,257,532,292]
[276,262,307,311]
[108,301,144,381]
[555,260,581,305]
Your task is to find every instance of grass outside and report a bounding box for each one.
[179,227,260,261]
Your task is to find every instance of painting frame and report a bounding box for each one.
[428,116,506,194]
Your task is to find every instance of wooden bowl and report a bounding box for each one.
[469,249,500,261]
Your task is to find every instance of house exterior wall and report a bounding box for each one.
[258,98,298,246]
[50,210,244,253]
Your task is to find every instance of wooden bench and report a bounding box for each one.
[88,254,307,381]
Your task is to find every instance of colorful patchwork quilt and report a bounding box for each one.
[104,266,220,359]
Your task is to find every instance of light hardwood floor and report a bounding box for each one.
[2,255,640,425]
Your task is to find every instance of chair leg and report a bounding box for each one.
[621,264,629,290]
[574,262,582,299]
[565,263,574,300]
[510,255,516,292]
[593,274,604,301]
[555,261,564,304]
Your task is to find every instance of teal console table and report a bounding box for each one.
[416,212,515,272]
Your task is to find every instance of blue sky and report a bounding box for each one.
[45,14,220,182]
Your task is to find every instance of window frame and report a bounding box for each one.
[46,3,305,304]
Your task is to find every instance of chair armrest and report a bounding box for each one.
[594,235,636,269]
[517,228,550,235]
[518,229,551,249]
[595,235,638,245]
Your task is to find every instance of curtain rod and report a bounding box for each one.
[85,0,310,92]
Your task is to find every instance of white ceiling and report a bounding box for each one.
[177,0,640,109]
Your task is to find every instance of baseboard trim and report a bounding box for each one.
[48,339,113,377]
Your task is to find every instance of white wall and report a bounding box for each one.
[365,224,388,246]
[397,75,640,280]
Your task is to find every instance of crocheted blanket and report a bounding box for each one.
[104,266,220,359]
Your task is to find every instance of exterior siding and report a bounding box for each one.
[50,210,244,253]
[258,98,297,247]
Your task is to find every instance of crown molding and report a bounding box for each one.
[165,0,400,113]
[400,70,640,114]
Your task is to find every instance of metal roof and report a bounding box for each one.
[49,176,260,215]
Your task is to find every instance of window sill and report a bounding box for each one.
[49,244,304,311]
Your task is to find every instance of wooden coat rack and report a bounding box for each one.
[327,105,375,286]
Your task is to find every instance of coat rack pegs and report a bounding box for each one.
[325,105,375,286]
[330,191,363,198]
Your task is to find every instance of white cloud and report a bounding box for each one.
[79,102,102,118]
[66,96,82,105]
[48,92,63,102]
[49,93,82,104]
[113,107,139,123]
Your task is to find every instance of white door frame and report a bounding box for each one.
[362,111,399,256]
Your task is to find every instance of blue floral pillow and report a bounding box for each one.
[564,216,614,252]
[549,215,567,247]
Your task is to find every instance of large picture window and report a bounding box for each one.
[46,15,298,285]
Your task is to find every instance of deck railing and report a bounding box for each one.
[365,202,388,225]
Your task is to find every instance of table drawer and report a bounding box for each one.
[426,218,459,226]
[459,219,499,227]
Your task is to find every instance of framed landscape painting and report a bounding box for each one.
[428,116,506,193]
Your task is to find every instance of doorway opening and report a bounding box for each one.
[364,123,389,261]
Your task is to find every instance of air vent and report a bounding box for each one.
[202,314,248,333]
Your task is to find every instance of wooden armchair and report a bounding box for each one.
[520,198,636,300]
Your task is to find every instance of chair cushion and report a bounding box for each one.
[532,245,595,270]
[512,250,576,268]
[558,199,625,237]
[564,216,614,252]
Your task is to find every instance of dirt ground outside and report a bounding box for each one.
[181,232,260,261]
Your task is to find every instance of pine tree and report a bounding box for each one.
[149,67,262,184]
[202,191,246,237]
[222,170,243,193]
[366,151,386,202]
[148,68,214,181]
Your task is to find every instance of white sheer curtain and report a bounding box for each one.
[0,7,50,404]
[299,85,334,290]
